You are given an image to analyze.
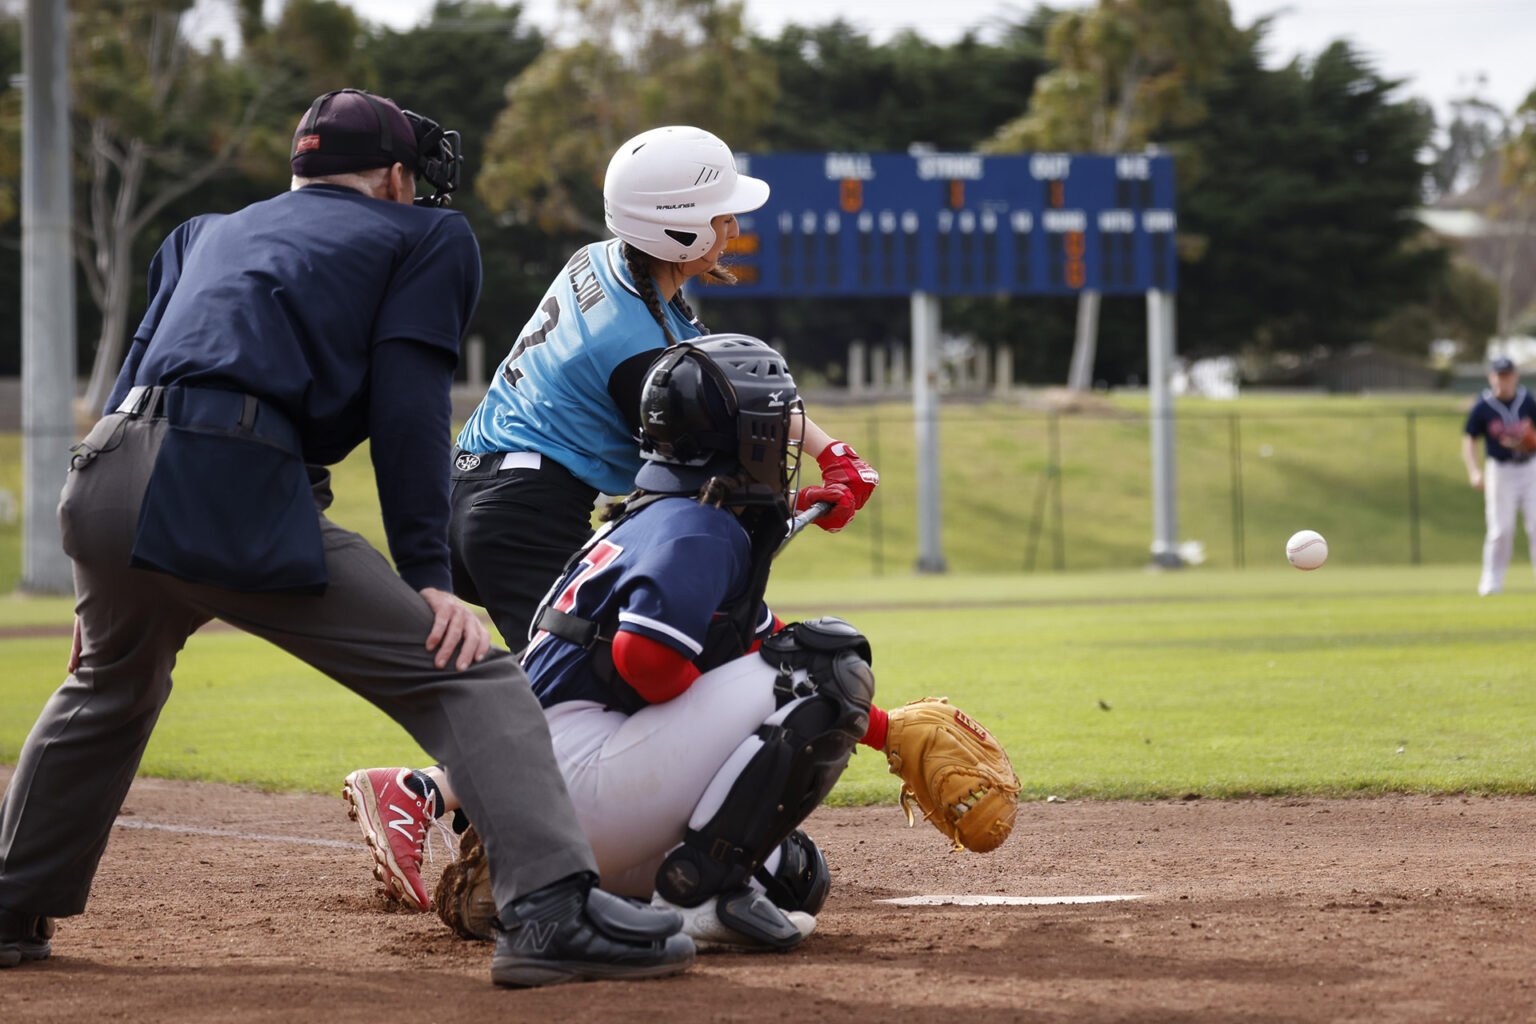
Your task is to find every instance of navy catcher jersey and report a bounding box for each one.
[522,497,775,710]
[455,239,704,495]
[109,184,480,466]
[1465,387,1536,462]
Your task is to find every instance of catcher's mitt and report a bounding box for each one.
[883,697,1021,852]
[433,825,497,941]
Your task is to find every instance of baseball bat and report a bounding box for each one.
[777,500,834,555]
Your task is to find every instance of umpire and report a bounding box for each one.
[0,89,692,987]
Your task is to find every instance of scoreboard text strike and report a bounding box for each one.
[700,152,1176,298]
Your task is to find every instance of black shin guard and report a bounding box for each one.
[656,619,873,908]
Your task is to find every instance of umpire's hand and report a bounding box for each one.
[419,587,491,671]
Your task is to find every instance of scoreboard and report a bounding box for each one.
[699,151,1177,298]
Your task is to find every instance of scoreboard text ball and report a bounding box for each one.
[701,152,1177,299]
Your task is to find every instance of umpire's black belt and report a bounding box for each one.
[117,384,301,456]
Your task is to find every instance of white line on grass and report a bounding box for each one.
[115,818,357,849]
[877,894,1148,906]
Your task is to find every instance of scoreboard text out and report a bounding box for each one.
[701,152,1177,298]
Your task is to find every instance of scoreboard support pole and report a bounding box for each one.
[1147,289,1181,568]
[911,291,947,573]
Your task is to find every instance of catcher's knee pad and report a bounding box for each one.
[759,616,875,731]
[754,829,830,916]
[656,685,870,907]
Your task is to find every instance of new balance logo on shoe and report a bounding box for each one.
[387,803,421,842]
[342,768,439,912]
[512,920,560,953]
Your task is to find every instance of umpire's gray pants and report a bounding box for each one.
[0,415,595,917]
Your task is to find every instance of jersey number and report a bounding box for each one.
[553,539,623,613]
[502,296,561,388]
[525,539,623,654]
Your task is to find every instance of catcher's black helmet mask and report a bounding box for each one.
[635,335,803,512]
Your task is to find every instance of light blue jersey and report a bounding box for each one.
[457,239,704,495]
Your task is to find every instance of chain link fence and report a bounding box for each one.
[2,401,1485,589]
[774,404,1481,579]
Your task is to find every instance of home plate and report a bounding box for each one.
[876,894,1148,907]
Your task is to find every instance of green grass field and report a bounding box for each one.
[4,565,1532,803]
[3,392,1524,802]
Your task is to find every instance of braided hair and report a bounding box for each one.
[698,469,754,509]
[599,470,751,524]
[622,242,736,347]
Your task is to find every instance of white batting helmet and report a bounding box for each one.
[603,126,770,264]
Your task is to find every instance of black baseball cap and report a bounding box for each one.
[1490,356,1517,373]
[291,89,418,178]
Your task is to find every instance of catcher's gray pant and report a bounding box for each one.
[0,415,595,917]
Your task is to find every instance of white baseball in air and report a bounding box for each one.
[1285,530,1328,570]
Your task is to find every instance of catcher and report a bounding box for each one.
[344,337,1021,949]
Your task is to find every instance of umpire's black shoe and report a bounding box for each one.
[490,874,694,988]
[0,907,55,968]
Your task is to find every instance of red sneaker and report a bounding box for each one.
[342,768,442,911]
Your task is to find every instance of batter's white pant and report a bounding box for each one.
[543,654,805,899]
[1479,458,1536,595]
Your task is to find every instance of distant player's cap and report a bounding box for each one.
[291,89,418,178]
[1490,356,1517,373]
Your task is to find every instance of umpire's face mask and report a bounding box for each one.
[404,109,462,207]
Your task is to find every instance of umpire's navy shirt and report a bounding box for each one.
[1464,386,1536,463]
[107,184,481,590]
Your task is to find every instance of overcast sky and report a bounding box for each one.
[201,0,1536,123]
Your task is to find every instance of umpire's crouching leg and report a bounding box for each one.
[167,521,596,911]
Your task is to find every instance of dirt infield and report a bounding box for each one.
[1,768,1531,1023]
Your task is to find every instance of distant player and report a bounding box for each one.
[348,336,897,950]
[1462,355,1536,595]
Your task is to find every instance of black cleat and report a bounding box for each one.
[490,875,694,988]
[0,908,54,968]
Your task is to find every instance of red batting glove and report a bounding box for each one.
[796,483,856,532]
[817,442,879,509]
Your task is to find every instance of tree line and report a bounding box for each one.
[0,0,1530,395]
